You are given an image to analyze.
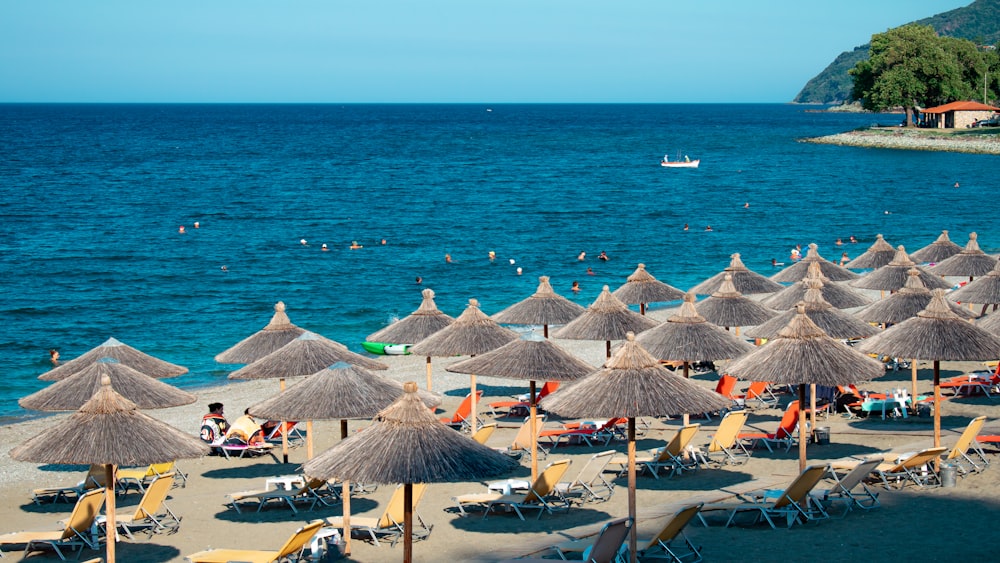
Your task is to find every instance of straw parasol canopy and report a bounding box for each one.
[910,230,962,264]
[541,333,730,563]
[763,262,872,310]
[727,304,885,471]
[411,298,520,431]
[303,381,519,563]
[930,232,999,280]
[492,276,586,335]
[748,281,881,340]
[214,301,306,364]
[850,246,951,292]
[770,243,859,283]
[694,273,778,333]
[228,331,388,380]
[39,337,187,382]
[367,288,456,391]
[857,289,1000,449]
[948,260,1000,312]
[611,264,685,315]
[688,253,784,296]
[859,268,977,324]
[446,333,594,480]
[20,357,196,411]
[978,309,1000,337]
[844,234,897,270]
[553,285,659,359]
[11,376,209,563]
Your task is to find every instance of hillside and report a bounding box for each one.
[794,0,1000,104]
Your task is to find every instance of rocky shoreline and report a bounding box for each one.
[803,127,1000,155]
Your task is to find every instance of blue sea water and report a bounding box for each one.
[1,103,996,420]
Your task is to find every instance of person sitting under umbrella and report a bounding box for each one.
[224,408,266,446]
[200,402,229,449]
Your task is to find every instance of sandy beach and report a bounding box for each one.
[3,309,1000,562]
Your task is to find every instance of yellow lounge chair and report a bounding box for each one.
[813,458,881,516]
[471,423,497,445]
[114,472,181,539]
[701,464,830,529]
[325,483,431,547]
[116,460,185,493]
[0,488,105,560]
[453,458,571,520]
[228,477,335,514]
[695,410,750,466]
[185,519,324,563]
[555,505,702,562]
[555,450,615,504]
[943,415,989,475]
[495,414,547,461]
[31,464,106,505]
[609,424,700,479]
[498,517,633,563]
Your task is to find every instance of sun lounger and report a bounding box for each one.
[494,414,547,461]
[738,400,798,452]
[488,381,559,417]
[185,519,324,563]
[471,422,497,445]
[0,488,105,560]
[813,459,881,516]
[499,516,633,563]
[609,424,701,479]
[115,472,182,539]
[440,390,484,431]
[942,415,989,475]
[700,464,830,529]
[739,381,779,409]
[833,447,948,490]
[263,420,306,448]
[453,459,572,520]
[214,438,279,461]
[325,484,431,547]
[117,460,185,493]
[31,464,106,505]
[554,450,615,504]
[539,417,626,449]
[227,477,335,514]
[694,410,750,467]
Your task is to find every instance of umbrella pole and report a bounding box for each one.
[910,360,918,414]
[933,360,941,450]
[640,302,646,316]
[627,418,638,563]
[543,324,549,338]
[280,377,289,464]
[798,384,807,473]
[404,483,413,563]
[605,340,611,359]
[306,420,314,459]
[809,383,817,443]
[425,356,433,391]
[341,419,352,556]
[529,380,538,482]
[105,464,117,563]
[681,362,690,427]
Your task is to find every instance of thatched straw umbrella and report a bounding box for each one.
[446,334,594,480]
[727,305,885,472]
[492,276,585,336]
[367,289,455,391]
[844,234,897,270]
[214,301,306,364]
[303,382,518,563]
[411,299,519,432]
[229,331,388,462]
[762,262,872,310]
[541,333,730,563]
[910,230,962,264]
[850,246,951,293]
[20,357,196,411]
[695,273,777,335]
[948,260,1000,315]
[611,264,685,315]
[930,232,999,281]
[857,268,977,403]
[770,243,859,283]
[39,337,187,382]
[553,285,659,359]
[637,292,754,425]
[688,253,784,296]
[748,281,881,341]
[11,376,209,563]
[248,362,440,556]
[858,289,1000,450]
[978,310,1000,337]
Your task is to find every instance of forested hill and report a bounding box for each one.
[794,0,1000,104]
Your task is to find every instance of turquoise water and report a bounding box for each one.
[1,103,995,420]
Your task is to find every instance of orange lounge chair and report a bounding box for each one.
[738,400,798,452]
[488,381,559,417]
[440,390,484,431]
[539,417,626,448]
[738,381,778,409]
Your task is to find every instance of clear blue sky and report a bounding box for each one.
[0,1,972,103]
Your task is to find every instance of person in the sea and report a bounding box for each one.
[577,251,586,261]
[445,254,452,263]
[790,245,802,261]
[849,235,857,243]
[586,267,595,275]
[683,223,689,231]
[572,281,580,293]
[840,252,850,266]
[415,276,422,284]
[705,225,712,232]
[598,251,609,261]
[771,258,777,267]
[200,402,229,446]
[49,349,59,365]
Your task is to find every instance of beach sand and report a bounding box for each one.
[2,314,1000,562]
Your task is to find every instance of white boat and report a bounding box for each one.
[661,155,699,168]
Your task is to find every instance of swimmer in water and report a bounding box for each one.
[178,225,186,234]
[571,281,580,292]
[49,349,59,365]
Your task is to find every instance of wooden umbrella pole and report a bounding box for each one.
[543,324,549,339]
[809,383,817,442]
[425,356,433,391]
[605,340,611,359]
[404,483,413,563]
[640,302,646,316]
[933,360,941,449]
[105,464,117,563]
[627,418,638,563]
[911,361,918,414]
[798,384,807,473]
[306,420,314,459]
[681,362,690,427]
[280,377,289,464]
[529,380,538,482]
[341,419,352,555]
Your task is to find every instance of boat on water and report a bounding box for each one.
[361,341,411,355]
[661,154,699,168]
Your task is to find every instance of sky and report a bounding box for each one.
[0,1,974,103]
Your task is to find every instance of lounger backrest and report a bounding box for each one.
[380,483,428,529]
[128,472,174,520]
[775,401,800,439]
[715,374,738,398]
[275,520,325,558]
[946,416,987,461]
[586,517,633,563]
[708,411,748,452]
[63,488,106,540]
[511,414,544,451]
[646,503,702,549]
[567,450,615,489]
[658,424,700,460]
[833,458,881,494]
[774,464,828,509]
[892,447,948,472]
[537,381,560,400]
[524,459,571,504]
[445,391,484,424]
[745,381,771,400]
[266,421,299,440]
[149,461,175,477]
[471,423,497,445]
[85,464,107,489]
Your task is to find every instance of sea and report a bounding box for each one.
[1,103,996,421]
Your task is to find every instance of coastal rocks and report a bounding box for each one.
[803,128,1000,155]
